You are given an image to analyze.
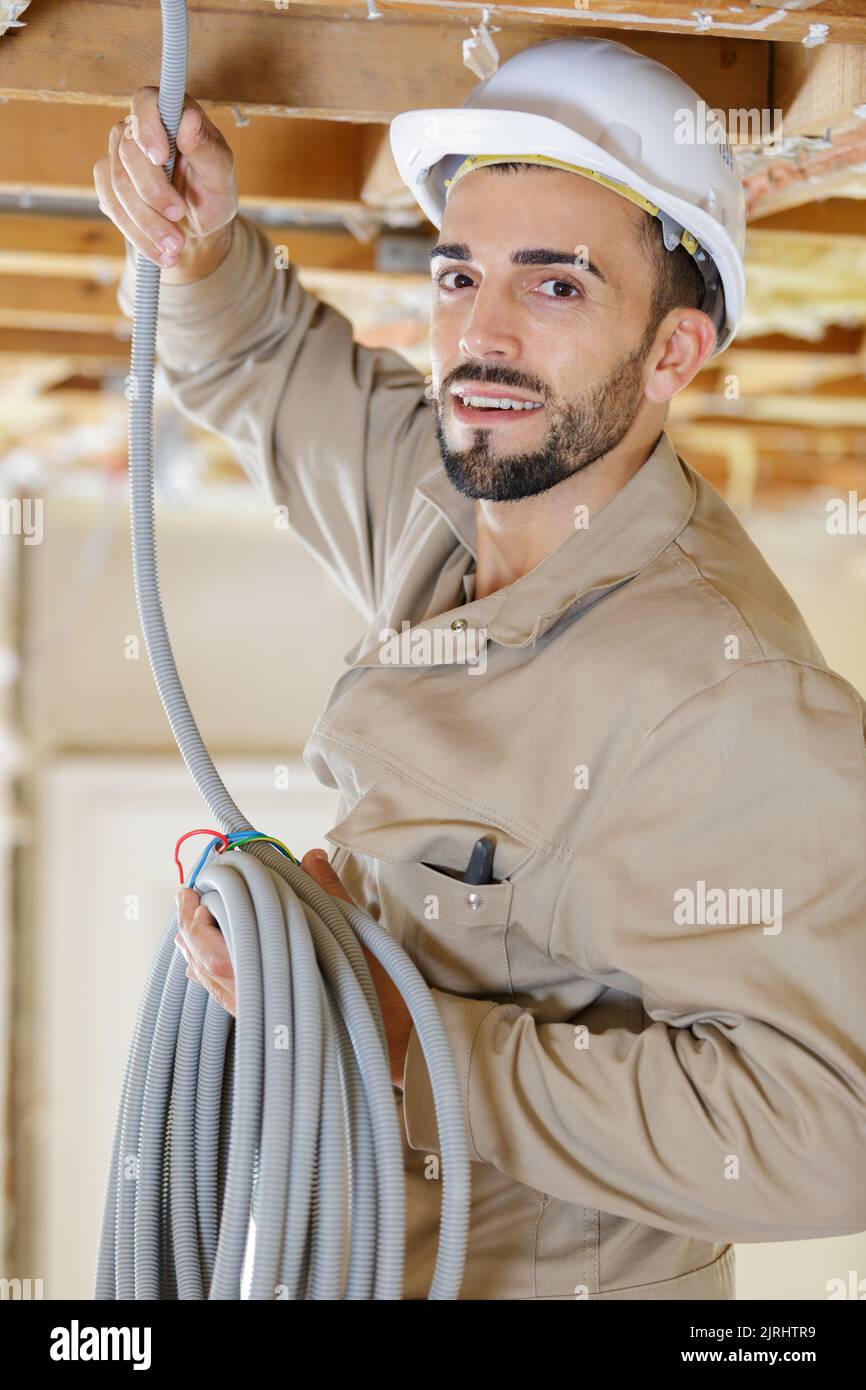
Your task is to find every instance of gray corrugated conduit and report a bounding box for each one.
[94,0,470,1300]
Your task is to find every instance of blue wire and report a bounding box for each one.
[186,836,225,890]
[186,830,295,890]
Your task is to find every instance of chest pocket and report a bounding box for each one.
[375,857,515,999]
[323,765,537,1001]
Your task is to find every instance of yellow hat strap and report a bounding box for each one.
[444,152,700,259]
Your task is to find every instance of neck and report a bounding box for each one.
[471,420,664,600]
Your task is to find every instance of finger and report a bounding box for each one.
[176,886,200,928]
[129,88,231,191]
[301,848,353,903]
[129,85,170,167]
[185,958,236,1017]
[94,157,170,267]
[109,122,186,263]
[119,122,187,226]
[181,903,234,981]
[173,100,234,190]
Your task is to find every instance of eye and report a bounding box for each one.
[537,277,583,300]
[435,268,474,291]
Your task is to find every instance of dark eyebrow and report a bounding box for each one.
[428,242,607,284]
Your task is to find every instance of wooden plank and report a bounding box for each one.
[696,347,866,393]
[0,101,371,212]
[0,264,429,335]
[670,420,866,497]
[0,214,377,276]
[0,276,128,333]
[728,326,866,353]
[300,0,866,48]
[0,330,129,360]
[671,391,866,426]
[772,41,866,136]
[750,199,866,236]
[0,1,769,119]
[142,0,866,50]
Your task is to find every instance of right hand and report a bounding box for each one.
[93,86,238,268]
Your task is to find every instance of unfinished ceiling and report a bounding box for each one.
[1,0,866,505]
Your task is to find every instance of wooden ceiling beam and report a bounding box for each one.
[771,41,866,136]
[125,0,866,50]
[0,101,372,214]
[1,2,769,120]
[0,214,377,277]
[0,264,429,337]
[0,330,129,361]
[750,199,866,236]
[728,326,866,353]
[671,392,866,426]
[696,348,866,394]
[311,0,866,49]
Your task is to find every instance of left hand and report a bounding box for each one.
[175,847,413,1089]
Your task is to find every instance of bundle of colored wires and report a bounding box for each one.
[174,827,301,891]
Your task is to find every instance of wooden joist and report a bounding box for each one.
[0,329,129,361]
[0,215,378,277]
[290,0,866,49]
[771,40,866,135]
[751,199,866,237]
[0,209,430,361]
[671,391,866,428]
[0,1,770,121]
[0,101,372,215]
[669,419,866,505]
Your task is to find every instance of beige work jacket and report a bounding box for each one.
[119,214,866,1300]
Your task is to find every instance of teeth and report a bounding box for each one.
[459,395,542,411]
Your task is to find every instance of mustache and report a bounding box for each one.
[442,366,548,397]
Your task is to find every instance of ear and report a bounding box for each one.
[644,309,717,405]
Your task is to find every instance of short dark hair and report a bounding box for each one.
[636,213,707,342]
[482,160,707,346]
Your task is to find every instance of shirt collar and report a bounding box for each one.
[412,429,697,647]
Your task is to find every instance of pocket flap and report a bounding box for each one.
[324,764,535,882]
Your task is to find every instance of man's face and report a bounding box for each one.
[428,166,659,501]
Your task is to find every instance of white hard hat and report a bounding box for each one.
[390,37,746,355]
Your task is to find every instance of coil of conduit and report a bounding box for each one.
[94,0,470,1301]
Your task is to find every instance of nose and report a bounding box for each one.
[458,284,520,365]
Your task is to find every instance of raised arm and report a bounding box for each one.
[99,88,439,620]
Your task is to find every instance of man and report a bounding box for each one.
[103,37,866,1299]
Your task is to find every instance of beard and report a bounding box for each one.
[433,331,653,503]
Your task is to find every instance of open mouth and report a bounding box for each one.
[451,390,545,424]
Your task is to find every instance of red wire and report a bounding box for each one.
[174,828,229,886]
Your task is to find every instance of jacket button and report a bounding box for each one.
[466,892,483,910]
[451,618,468,630]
